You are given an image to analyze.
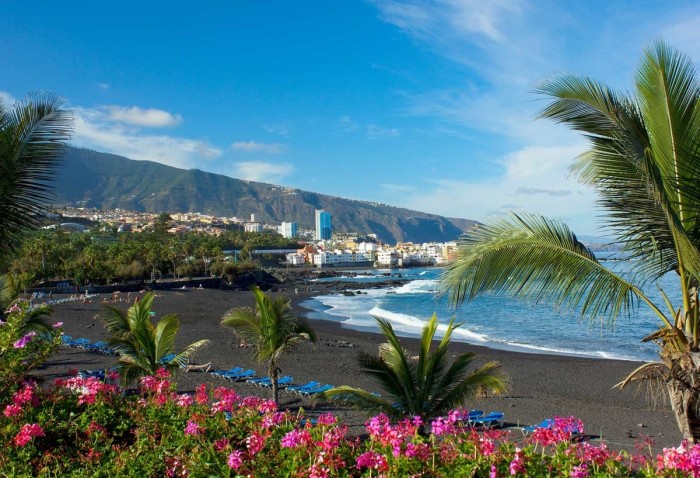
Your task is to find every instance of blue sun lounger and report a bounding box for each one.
[470,411,504,428]
[220,369,256,381]
[298,384,334,396]
[285,381,320,393]
[211,367,243,377]
[520,418,555,435]
[248,376,293,388]
[457,409,484,424]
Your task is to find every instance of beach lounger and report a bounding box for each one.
[184,363,212,373]
[66,338,91,348]
[285,381,320,393]
[61,335,73,344]
[298,384,334,396]
[259,376,293,388]
[456,409,484,425]
[520,418,555,436]
[470,411,504,428]
[211,367,243,377]
[160,353,177,364]
[219,369,256,381]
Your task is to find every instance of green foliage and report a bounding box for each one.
[0,93,72,262]
[440,40,700,441]
[0,370,686,476]
[322,314,508,423]
[221,287,317,404]
[0,300,62,399]
[102,292,209,385]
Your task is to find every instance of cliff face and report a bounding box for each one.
[52,147,477,243]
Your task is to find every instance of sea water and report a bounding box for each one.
[300,256,680,362]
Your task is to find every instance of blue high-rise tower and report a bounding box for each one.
[315,209,332,240]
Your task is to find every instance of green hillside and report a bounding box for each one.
[52,147,477,243]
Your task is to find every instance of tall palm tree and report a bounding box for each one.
[441,40,700,441]
[221,286,317,405]
[0,92,71,260]
[103,292,209,385]
[320,314,508,423]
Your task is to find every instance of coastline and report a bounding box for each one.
[37,287,683,450]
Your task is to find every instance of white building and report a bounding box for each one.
[278,222,298,238]
[376,251,399,267]
[285,253,306,265]
[244,222,263,233]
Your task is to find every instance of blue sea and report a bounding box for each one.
[300,255,679,362]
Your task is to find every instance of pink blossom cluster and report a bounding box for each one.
[60,376,117,405]
[366,413,422,458]
[281,428,313,448]
[355,451,389,472]
[184,420,203,436]
[4,381,39,417]
[210,386,239,413]
[13,331,37,349]
[530,416,584,447]
[509,447,526,475]
[227,449,243,470]
[13,423,45,447]
[656,440,700,476]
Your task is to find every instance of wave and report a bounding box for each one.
[393,279,438,295]
[368,306,489,343]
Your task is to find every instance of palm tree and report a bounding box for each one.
[0,92,72,261]
[320,314,508,424]
[441,40,700,441]
[103,292,209,385]
[221,286,317,405]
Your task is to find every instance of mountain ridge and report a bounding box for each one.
[51,147,478,243]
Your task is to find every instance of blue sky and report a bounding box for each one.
[3,1,700,235]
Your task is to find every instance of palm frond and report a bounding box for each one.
[0,92,72,255]
[440,212,670,327]
[319,386,399,419]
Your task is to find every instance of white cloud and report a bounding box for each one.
[366,124,401,139]
[397,143,599,234]
[232,161,293,183]
[72,107,220,169]
[103,105,182,127]
[231,141,285,154]
[98,83,110,90]
[0,90,17,105]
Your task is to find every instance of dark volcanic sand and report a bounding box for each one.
[36,288,682,451]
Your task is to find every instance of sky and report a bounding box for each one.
[3,1,700,235]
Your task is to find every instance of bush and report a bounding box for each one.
[1,365,699,476]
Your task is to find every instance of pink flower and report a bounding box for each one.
[355,451,389,472]
[227,450,243,470]
[176,394,193,407]
[490,465,498,478]
[184,420,202,436]
[570,464,589,478]
[509,447,526,475]
[13,331,37,348]
[13,423,45,446]
[4,404,23,418]
[431,416,456,436]
[53,322,63,328]
[317,413,337,426]
[214,437,230,452]
[246,431,266,455]
[195,383,208,405]
[281,429,312,448]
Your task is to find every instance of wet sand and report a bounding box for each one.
[37,288,682,450]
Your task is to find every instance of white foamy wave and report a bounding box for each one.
[369,307,488,343]
[394,279,438,295]
[482,339,642,362]
[419,271,428,276]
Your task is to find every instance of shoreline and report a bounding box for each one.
[36,287,683,450]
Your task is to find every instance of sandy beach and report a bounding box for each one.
[36,287,683,451]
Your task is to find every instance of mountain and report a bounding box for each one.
[51,147,478,243]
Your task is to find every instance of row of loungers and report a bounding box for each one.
[209,367,335,396]
[61,335,118,355]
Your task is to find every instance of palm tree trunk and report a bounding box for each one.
[269,361,279,406]
[667,381,700,441]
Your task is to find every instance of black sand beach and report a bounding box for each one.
[36,287,683,451]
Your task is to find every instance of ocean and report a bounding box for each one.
[300,255,679,362]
